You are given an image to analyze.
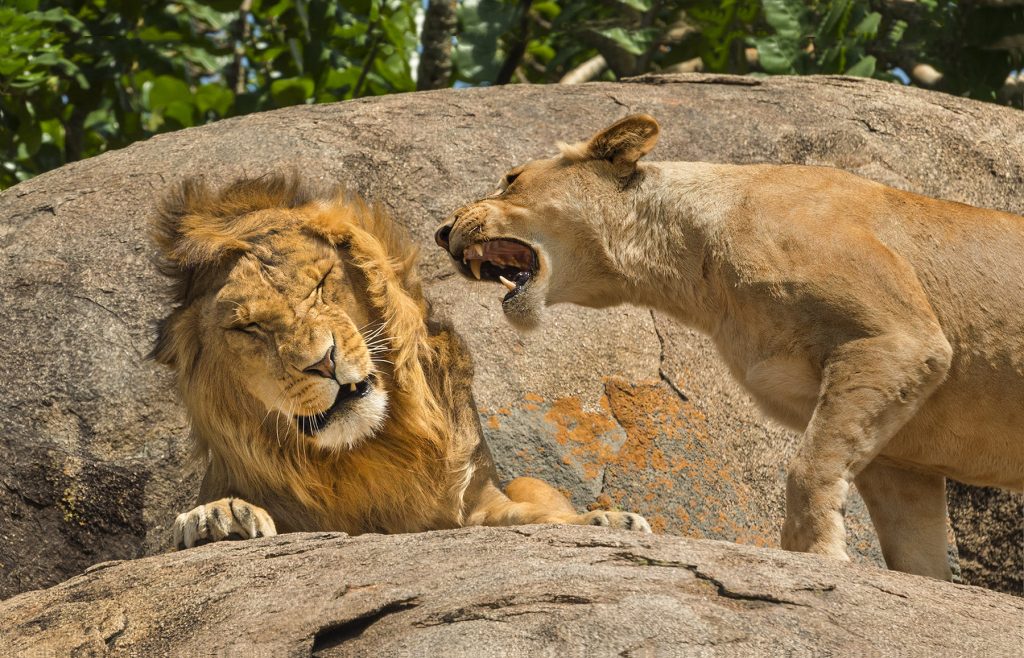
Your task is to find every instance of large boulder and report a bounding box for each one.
[1,74,1021,599]
[1,527,1021,655]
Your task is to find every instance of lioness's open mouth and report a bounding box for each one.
[460,239,538,302]
[296,376,373,435]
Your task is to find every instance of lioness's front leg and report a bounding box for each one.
[782,332,951,558]
[469,477,651,533]
[173,497,277,549]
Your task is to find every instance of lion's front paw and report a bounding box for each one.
[173,497,277,550]
[578,510,652,533]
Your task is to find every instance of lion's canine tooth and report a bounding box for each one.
[470,259,482,280]
[499,275,517,292]
[349,382,357,392]
[470,244,484,258]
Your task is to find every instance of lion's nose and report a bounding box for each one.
[434,222,453,251]
[303,346,336,379]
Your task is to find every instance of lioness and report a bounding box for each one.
[435,115,1024,580]
[152,174,649,548]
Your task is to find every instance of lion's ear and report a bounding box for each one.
[583,114,660,172]
[152,178,208,265]
[150,307,199,370]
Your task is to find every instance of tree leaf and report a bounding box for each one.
[195,84,234,116]
[762,0,805,40]
[845,54,876,77]
[616,0,652,11]
[592,27,652,56]
[852,12,882,40]
[751,35,798,74]
[270,76,314,107]
[162,99,195,128]
[148,75,191,110]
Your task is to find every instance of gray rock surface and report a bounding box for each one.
[1,527,1021,656]
[1,74,1021,598]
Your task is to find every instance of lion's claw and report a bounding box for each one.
[173,497,277,550]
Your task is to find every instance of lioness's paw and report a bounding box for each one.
[173,498,277,550]
[578,510,652,533]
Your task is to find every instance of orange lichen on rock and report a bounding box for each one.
[543,395,623,481]
[488,376,776,549]
[648,515,668,534]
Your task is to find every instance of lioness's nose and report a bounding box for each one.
[435,222,452,250]
[303,346,336,379]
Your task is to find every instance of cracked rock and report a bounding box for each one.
[1,527,1020,655]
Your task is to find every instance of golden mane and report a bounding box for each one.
[152,173,459,533]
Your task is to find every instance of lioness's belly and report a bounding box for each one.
[879,359,1024,490]
[736,348,1023,490]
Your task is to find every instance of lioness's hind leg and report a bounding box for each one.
[856,460,952,580]
[173,497,277,550]
[505,476,577,515]
[782,331,951,560]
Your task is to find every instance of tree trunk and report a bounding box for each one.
[417,0,458,91]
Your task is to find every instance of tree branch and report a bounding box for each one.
[559,54,607,84]
[495,0,533,85]
[353,30,382,98]
[226,0,253,96]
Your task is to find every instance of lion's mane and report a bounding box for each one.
[152,174,471,533]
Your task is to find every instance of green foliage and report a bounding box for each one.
[1,0,1020,189]
[687,0,760,73]
[0,0,418,189]
[750,0,1023,97]
[751,0,882,77]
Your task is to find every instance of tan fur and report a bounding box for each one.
[153,174,651,547]
[437,115,1024,580]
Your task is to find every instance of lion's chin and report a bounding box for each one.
[306,388,389,451]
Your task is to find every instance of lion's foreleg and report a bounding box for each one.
[782,331,951,560]
[855,460,952,580]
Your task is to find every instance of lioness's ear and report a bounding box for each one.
[585,114,660,171]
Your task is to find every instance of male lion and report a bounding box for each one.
[152,174,650,548]
[435,114,1024,580]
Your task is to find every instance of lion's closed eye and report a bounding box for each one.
[315,266,333,303]
[232,322,262,336]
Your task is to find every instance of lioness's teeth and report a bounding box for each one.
[349,382,356,392]
[470,259,482,280]
[470,244,484,258]
[499,275,517,292]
